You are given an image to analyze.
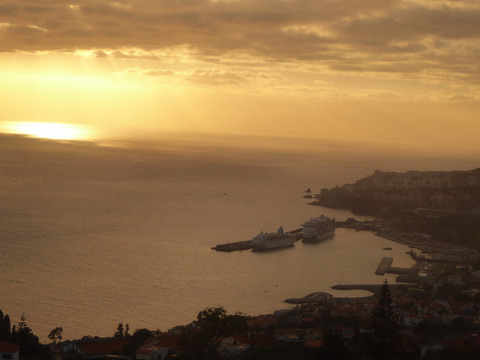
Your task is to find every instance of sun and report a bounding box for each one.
[0,121,97,141]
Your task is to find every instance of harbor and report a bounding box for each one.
[212,215,336,252]
[211,228,303,252]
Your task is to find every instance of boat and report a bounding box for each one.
[302,215,335,242]
[250,227,296,250]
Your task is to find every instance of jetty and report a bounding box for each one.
[212,228,302,252]
[375,257,393,275]
[331,283,404,296]
[374,256,418,281]
[211,240,253,252]
[284,292,332,304]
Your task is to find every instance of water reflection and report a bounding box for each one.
[0,121,97,141]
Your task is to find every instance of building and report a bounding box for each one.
[62,337,129,360]
[217,336,250,357]
[136,335,180,360]
[0,340,20,360]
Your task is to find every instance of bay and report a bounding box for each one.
[0,133,476,341]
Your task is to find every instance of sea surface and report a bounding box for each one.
[0,132,478,341]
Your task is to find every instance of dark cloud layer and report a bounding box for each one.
[1,0,479,83]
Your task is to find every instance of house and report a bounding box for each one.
[333,326,356,339]
[217,335,250,357]
[275,328,303,342]
[247,314,278,328]
[420,342,444,358]
[249,333,281,349]
[63,337,129,360]
[443,330,480,353]
[404,311,425,327]
[0,340,20,360]
[136,335,180,360]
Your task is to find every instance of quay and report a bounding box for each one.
[388,267,413,275]
[212,228,302,252]
[374,256,417,279]
[375,257,393,275]
[211,240,252,252]
[284,291,332,304]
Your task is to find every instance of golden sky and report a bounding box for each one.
[1,0,479,152]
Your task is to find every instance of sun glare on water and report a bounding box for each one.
[0,121,97,141]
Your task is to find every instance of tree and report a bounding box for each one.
[48,327,63,344]
[196,306,228,337]
[196,307,249,338]
[130,328,153,344]
[321,329,346,360]
[17,313,27,331]
[0,310,12,341]
[122,328,153,357]
[12,314,43,357]
[114,322,125,337]
[370,280,401,360]
[180,307,249,360]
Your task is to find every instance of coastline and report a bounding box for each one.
[284,284,406,305]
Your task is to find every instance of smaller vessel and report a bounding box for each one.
[302,215,335,242]
[383,239,392,250]
[251,227,295,250]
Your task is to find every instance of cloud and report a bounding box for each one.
[1,0,480,88]
[121,66,283,86]
[122,67,175,77]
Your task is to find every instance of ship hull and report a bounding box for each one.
[302,215,335,242]
[251,233,295,250]
[302,230,335,242]
[251,241,295,251]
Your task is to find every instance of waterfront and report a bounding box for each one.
[0,134,477,341]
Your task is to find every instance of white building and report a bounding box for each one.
[0,340,20,360]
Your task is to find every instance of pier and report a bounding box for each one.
[374,257,417,280]
[211,240,253,252]
[375,257,393,275]
[212,228,302,252]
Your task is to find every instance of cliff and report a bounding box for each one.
[313,168,480,216]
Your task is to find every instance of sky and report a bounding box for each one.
[1,0,480,153]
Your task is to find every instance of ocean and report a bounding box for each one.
[0,132,477,341]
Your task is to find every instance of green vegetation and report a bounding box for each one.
[113,322,130,337]
[179,307,249,360]
[47,327,63,344]
[2,282,480,360]
[370,280,400,360]
[0,312,50,360]
[121,328,154,357]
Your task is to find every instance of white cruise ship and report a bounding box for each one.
[250,227,295,250]
[302,215,335,242]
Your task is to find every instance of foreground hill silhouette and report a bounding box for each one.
[3,275,480,360]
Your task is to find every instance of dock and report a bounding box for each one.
[211,240,253,252]
[375,257,416,278]
[375,257,393,275]
[212,228,302,252]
